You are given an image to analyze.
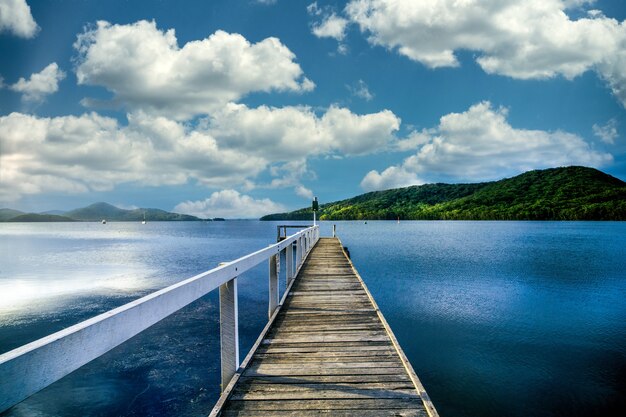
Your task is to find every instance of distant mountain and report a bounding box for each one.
[40,210,67,215]
[66,202,201,221]
[0,208,25,221]
[261,166,626,221]
[7,213,77,222]
[0,202,202,222]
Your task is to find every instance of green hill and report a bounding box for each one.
[0,202,202,222]
[0,208,25,221]
[66,202,201,221]
[261,166,626,221]
[7,213,77,222]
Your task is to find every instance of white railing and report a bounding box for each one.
[0,225,320,413]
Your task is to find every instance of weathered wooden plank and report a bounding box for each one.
[259,334,392,341]
[230,387,419,401]
[236,381,415,393]
[244,367,407,377]
[249,361,403,371]
[258,344,394,353]
[224,398,427,411]
[270,324,382,331]
[221,409,428,417]
[279,309,376,315]
[236,374,412,384]
[251,356,402,364]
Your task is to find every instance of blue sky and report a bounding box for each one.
[1,0,625,218]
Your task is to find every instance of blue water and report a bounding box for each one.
[1,221,625,416]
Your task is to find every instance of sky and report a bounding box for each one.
[0,0,625,218]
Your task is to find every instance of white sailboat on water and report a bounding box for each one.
[142,211,146,224]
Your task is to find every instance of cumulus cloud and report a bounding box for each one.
[345,0,626,106]
[0,102,402,202]
[74,20,314,119]
[361,166,421,191]
[0,0,38,38]
[295,185,314,199]
[592,119,619,144]
[308,2,349,54]
[174,190,285,219]
[207,103,400,158]
[347,79,374,101]
[9,62,65,102]
[361,101,613,191]
[0,112,265,202]
[312,13,349,41]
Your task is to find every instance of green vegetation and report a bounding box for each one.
[261,166,626,221]
[7,214,77,222]
[0,202,202,222]
[0,208,25,221]
[66,202,200,221]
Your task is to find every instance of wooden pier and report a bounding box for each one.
[211,238,438,417]
[0,228,438,416]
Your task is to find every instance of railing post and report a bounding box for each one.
[295,238,301,270]
[286,241,294,286]
[218,264,239,391]
[333,224,336,237]
[268,248,279,319]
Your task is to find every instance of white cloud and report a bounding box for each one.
[174,190,285,219]
[267,159,312,188]
[0,112,265,202]
[348,79,374,101]
[0,0,38,38]
[10,63,65,102]
[207,103,400,158]
[263,159,315,199]
[592,119,619,144]
[312,13,349,41]
[295,185,314,199]
[563,0,595,8]
[361,101,613,191]
[74,20,314,119]
[361,166,421,191]
[256,0,277,5]
[307,2,321,16]
[345,0,626,107]
[308,2,349,54]
[0,103,401,202]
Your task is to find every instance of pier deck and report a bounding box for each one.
[211,237,438,417]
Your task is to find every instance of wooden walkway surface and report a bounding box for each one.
[211,237,438,417]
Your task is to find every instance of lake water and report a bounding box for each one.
[1,221,625,417]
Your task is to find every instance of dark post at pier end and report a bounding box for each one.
[312,196,319,226]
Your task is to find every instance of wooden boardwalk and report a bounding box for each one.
[211,237,438,417]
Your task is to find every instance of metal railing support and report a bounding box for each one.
[286,242,294,286]
[268,250,279,319]
[218,274,238,391]
[295,238,301,270]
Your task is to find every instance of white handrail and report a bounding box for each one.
[0,225,319,412]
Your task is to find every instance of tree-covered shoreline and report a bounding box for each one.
[261,167,626,221]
